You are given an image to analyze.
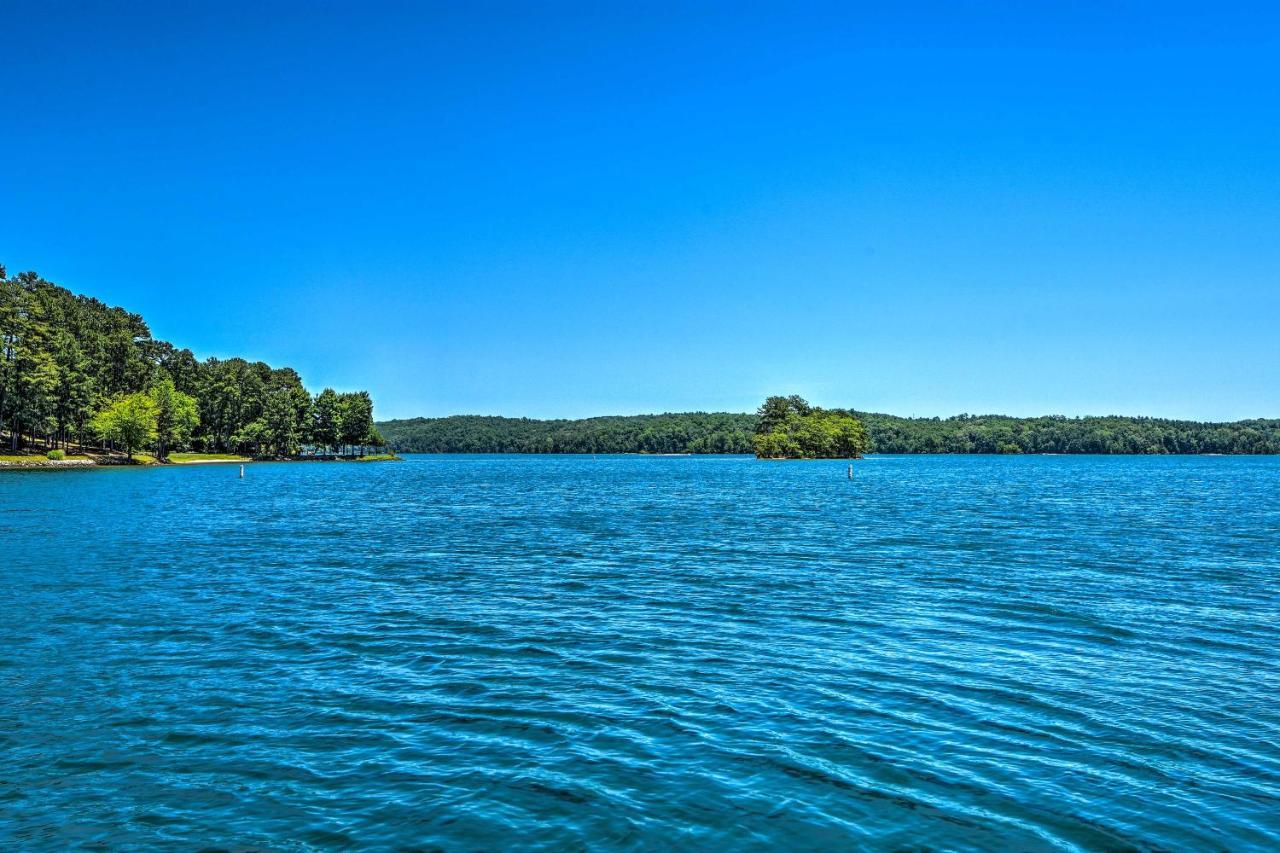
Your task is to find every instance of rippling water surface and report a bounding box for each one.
[2,454,1278,849]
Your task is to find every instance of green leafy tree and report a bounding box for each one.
[5,277,59,450]
[752,396,868,459]
[261,387,302,456]
[337,390,374,453]
[0,270,19,444]
[756,395,811,435]
[151,342,202,397]
[311,388,340,452]
[231,418,268,456]
[91,392,158,460]
[1,263,382,458]
[150,376,199,460]
[50,331,94,449]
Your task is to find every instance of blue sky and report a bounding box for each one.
[2,2,1277,420]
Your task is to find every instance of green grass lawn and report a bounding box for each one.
[0,452,94,466]
[0,454,44,465]
[5,450,397,467]
[169,452,252,463]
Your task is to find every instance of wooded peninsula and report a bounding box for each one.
[1,265,386,466]
[379,398,1280,456]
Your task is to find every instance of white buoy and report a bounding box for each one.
[240,464,244,478]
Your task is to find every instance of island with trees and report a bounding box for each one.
[1,265,390,467]
[377,399,1280,456]
[751,395,868,459]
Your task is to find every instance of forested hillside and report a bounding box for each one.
[1,265,381,458]
[860,412,1280,454]
[378,413,757,454]
[379,410,1280,455]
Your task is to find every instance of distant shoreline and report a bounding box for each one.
[386,448,1269,455]
[376,411,1280,456]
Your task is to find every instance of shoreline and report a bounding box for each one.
[0,452,401,470]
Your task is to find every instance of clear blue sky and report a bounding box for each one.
[3,3,1277,421]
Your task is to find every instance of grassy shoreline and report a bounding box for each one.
[0,450,401,469]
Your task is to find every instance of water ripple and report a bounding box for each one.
[2,455,1279,849]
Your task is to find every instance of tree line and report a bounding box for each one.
[377,413,757,454]
[1,265,382,459]
[379,405,1280,455]
[859,411,1280,454]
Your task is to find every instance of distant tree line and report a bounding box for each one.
[1,265,382,459]
[858,411,1280,454]
[379,405,1280,456]
[377,413,757,454]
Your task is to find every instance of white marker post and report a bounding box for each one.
[240,464,244,479]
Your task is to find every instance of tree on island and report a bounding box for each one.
[337,390,375,455]
[756,394,812,434]
[752,395,868,459]
[311,388,341,453]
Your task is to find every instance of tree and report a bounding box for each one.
[51,331,94,448]
[231,418,268,456]
[1,262,383,458]
[752,396,868,459]
[311,388,340,452]
[151,341,202,397]
[91,392,158,460]
[261,387,302,456]
[0,272,18,443]
[337,390,374,453]
[5,278,59,450]
[150,376,199,460]
[831,412,869,458]
[756,395,812,435]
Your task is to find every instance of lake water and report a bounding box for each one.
[2,454,1278,849]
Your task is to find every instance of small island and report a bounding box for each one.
[752,395,869,459]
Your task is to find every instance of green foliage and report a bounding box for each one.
[259,388,301,456]
[150,376,199,459]
[756,395,811,435]
[46,448,65,460]
[0,265,378,458]
[378,412,758,454]
[91,392,158,459]
[311,388,341,451]
[752,397,868,459]
[377,408,1280,456]
[169,452,250,462]
[338,390,375,450]
[857,412,1280,454]
[304,388,375,453]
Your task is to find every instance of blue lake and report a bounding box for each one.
[2,454,1278,849]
